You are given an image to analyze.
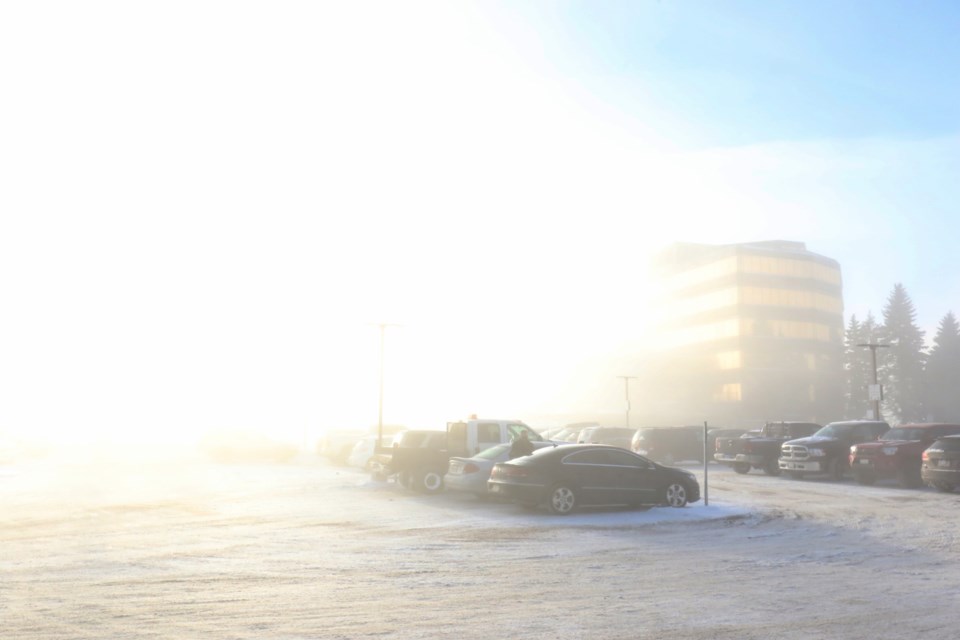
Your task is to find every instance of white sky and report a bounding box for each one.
[3,2,957,444]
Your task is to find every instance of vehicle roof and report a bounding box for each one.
[893,423,960,429]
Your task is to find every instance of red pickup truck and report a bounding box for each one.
[849,423,960,488]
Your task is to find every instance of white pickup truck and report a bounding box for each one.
[372,418,548,493]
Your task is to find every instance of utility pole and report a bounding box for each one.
[617,375,637,430]
[857,342,889,421]
[376,323,400,451]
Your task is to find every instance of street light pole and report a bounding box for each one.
[857,342,889,421]
[377,323,399,451]
[617,376,637,429]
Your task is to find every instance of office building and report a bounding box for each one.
[643,241,844,427]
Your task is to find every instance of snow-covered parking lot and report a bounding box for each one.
[4,447,960,639]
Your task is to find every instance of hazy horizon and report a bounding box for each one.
[4,1,959,445]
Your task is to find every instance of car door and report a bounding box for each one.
[559,449,618,505]
[604,449,658,504]
[475,422,502,455]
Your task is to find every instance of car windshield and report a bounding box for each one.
[814,424,850,438]
[475,443,510,460]
[506,423,544,441]
[883,428,923,441]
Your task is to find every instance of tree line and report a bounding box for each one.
[844,283,960,425]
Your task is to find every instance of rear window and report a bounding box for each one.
[883,427,924,441]
[931,437,960,452]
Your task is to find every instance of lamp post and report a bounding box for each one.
[617,376,637,429]
[376,323,399,451]
[857,342,889,421]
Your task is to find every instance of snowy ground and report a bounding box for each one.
[3,446,960,639]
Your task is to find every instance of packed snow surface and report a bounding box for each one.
[3,446,960,639]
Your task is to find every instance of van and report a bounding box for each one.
[631,427,704,464]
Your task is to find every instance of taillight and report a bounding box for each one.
[922,450,929,461]
[463,463,479,474]
[496,465,530,479]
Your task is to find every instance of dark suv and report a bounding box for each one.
[921,435,960,492]
[631,427,704,464]
[779,420,890,480]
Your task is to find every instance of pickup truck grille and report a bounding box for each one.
[780,444,809,461]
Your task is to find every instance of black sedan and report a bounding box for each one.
[487,444,700,515]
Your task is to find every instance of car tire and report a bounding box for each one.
[763,459,781,476]
[546,484,577,515]
[733,462,751,474]
[854,470,876,485]
[417,469,444,494]
[397,471,413,489]
[663,482,688,507]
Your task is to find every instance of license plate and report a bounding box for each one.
[858,459,871,465]
[490,484,501,493]
[938,459,952,468]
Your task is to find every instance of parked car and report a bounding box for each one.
[577,427,636,449]
[921,435,960,492]
[347,435,380,471]
[849,423,960,487]
[370,429,449,489]
[714,422,821,475]
[705,428,749,459]
[445,441,554,497]
[488,444,701,514]
[631,427,704,464]
[555,422,599,443]
[779,420,890,480]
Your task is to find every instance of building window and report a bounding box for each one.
[714,383,742,403]
[716,351,742,370]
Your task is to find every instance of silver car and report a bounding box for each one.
[445,441,554,497]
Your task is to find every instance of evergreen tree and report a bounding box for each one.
[879,283,926,423]
[844,313,880,419]
[925,312,960,422]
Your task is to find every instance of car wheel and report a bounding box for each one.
[733,462,751,474]
[854,470,875,485]
[546,485,577,515]
[663,483,688,507]
[763,459,781,476]
[397,471,413,489]
[418,469,444,494]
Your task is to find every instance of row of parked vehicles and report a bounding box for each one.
[713,419,960,491]
[329,418,702,515]
[325,417,960,516]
